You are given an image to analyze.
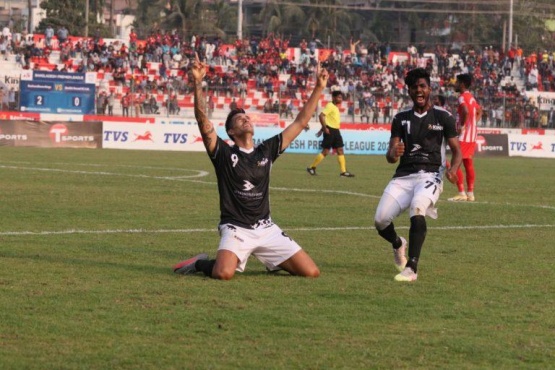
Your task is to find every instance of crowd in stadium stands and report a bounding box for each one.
[1,25,555,128]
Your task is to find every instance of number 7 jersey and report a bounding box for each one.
[390,106,458,178]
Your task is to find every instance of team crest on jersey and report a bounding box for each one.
[243,180,255,191]
[257,158,269,167]
[428,123,443,131]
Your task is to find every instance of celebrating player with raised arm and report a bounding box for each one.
[173,54,328,280]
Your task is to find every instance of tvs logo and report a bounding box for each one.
[133,131,154,142]
[531,142,543,151]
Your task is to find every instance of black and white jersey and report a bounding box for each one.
[210,135,283,229]
[391,106,457,178]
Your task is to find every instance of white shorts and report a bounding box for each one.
[382,171,443,219]
[218,223,301,272]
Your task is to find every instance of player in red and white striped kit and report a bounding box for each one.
[448,74,482,202]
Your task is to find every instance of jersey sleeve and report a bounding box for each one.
[209,136,228,165]
[390,115,403,139]
[264,134,283,161]
[441,112,458,139]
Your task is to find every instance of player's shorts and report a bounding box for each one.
[321,126,344,149]
[382,171,443,219]
[217,223,301,272]
[460,141,476,159]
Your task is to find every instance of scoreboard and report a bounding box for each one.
[19,70,96,114]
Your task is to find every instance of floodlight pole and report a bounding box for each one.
[85,0,89,38]
[508,0,513,50]
[237,0,243,40]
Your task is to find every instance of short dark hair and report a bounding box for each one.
[225,108,246,140]
[331,91,343,98]
[456,73,472,88]
[405,68,430,88]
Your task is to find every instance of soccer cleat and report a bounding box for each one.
[393,237,408,272]
[173,253,209,274]
[394,267,418,282]
[448,194,468,202]
[467,194,475,202]
[340,172,355,177]
[306,167,317,176]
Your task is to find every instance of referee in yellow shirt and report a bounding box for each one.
[307,90,355,177]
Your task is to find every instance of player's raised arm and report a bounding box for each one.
[280,64,328,151]
[191,53,217,155]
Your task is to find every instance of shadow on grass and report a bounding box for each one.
[0,251,300,278]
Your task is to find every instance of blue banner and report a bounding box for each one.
[216,127,391,155]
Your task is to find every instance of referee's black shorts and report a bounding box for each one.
[321,126,344,149]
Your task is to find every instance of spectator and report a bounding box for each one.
[121,92,130,117]
[263,99,272,113]
[0,87,4,110]
[8,87,15,110]
[97,92,106,114]
[56,26,68,45]
[229,97,238,111]
[45,26,54,47]
[107,92,115,116]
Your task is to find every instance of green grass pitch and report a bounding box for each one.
[1,147,554,369]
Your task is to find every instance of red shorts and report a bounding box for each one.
[460,142,476,159]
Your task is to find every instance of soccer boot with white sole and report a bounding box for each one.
[306,167,317,176]
[448,194,468,202]
[394,267,418,282]
[340,171,355,177]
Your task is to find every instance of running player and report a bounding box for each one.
[374,68,462,282]
[173,54,327,280]
[448,73,482,202]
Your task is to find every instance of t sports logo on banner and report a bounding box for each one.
[19,71,96,114]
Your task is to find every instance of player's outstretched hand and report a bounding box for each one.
[190,52,206,83]
[315,63,328,89]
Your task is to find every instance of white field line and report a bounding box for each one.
[3,162,555,210]
[0,162,553,237]
[0,224,553,237]
[0,164,209,180]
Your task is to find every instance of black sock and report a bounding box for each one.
[407,216,427,273]
[377,223,402,248]
[195,259,216,277]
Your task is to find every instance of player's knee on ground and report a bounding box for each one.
[302,266,320,278]
[211,266,236,280]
